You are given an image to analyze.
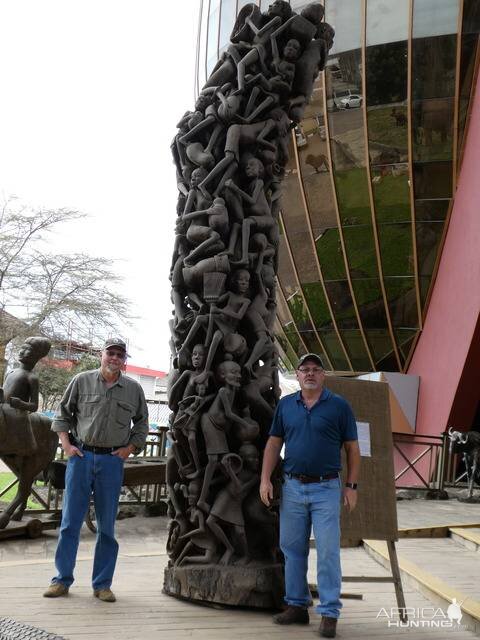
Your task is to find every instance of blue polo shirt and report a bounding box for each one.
[269,388,358,476]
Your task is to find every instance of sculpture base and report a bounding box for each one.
[163,562,284,609]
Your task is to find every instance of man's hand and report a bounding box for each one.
[63,443,84,458]
[112,444,135,460]
[259,479,273,507]
[343,487,357,512]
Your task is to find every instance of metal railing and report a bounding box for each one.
[13,428,170,518]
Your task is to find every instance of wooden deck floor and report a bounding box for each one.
[0,498,479,639]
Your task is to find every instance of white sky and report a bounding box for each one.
[0,0,199,372]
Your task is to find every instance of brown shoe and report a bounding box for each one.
[319,616,337,638]
[273,605,309,625]
[43,582,69,598]
[93,588,116,602]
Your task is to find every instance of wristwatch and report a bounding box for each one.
[345,482,358,490]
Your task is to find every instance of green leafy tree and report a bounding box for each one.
[37,354,100,411]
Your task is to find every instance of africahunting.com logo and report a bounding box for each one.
[377,599,465,629]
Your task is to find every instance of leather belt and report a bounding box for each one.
[78,442,121,454]
[286,472,338,484]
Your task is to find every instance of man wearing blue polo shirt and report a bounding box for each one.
[260,353,360,639]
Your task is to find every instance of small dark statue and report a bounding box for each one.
[448,427,480,500]
[0,337,58,528]
[165,1,334,607]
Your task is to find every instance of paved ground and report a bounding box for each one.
[0,496,479,639]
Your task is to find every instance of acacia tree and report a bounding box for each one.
[0,196,131,379]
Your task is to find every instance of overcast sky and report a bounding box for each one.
[0,0,199,371]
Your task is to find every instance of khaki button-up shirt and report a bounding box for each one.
[51,369,149,451]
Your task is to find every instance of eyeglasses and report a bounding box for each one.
[105,350,126,359]
[297,367,323,374]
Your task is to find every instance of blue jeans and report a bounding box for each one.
[52,450,124,590]
[280,475,342,618]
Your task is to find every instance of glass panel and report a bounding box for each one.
[219,0,236,52]
[458,1,480,154]
[276,286,296,327]
[282,137,322,284]
[394,328,419,362]
[325,0,362,61]
[412,35,457,100]
[365,42,408,106]
[298,331,328,362]
[341,329,372,371]
[296,77,338,238]
[413,161,453,198]
[277,235,299,298]
[198,0,210,89]
[287,292,313,333]
[342,225,380,278]
[383,277,418,328]
[334,170,371,225]
[315,228,347,281]
[412,0,459,39]
[301,282,332,328]
[415,199,450,221]
[416,221,444,277]
[274,319,296,368]
[350,278,395,364]
[412,97,454,162]
[284,322,305,355]
[323,281,360,329]
[366,0,409,46]
[287,293,338,370]
[318,330,350,371]
[296,282,350,371]
[377,223,414,277]
[370,167,410,223]
[206,0,221,76]
[416,221,445,306]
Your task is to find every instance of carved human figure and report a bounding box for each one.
[197,359,255,513]
[206,444,260,564]
[225,158,277,266]
[182,198,229,266]
[178,269,251,379]
[174,478,219,566]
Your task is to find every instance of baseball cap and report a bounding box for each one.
[297,353,324,369]
[103,337,130,357]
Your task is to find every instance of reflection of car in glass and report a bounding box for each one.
[339,94,363,109]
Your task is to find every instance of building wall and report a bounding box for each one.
[196,0,480,378]
[407,71,480,437]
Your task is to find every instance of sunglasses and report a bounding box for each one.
[105,350,126,359]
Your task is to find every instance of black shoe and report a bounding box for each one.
[273,605,309,625]
[319,616,337,638]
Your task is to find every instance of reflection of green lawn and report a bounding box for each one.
[0,472,42,509]
[367,107,408,148]
[372,173,410,222]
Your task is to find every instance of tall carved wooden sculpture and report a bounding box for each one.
[164,1,334,607]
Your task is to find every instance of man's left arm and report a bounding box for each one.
[112,387,149,460]
[343,440,361,512]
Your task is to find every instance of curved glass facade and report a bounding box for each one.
[196,0,480,373]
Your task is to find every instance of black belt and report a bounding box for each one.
[78,442,121,454]
[286,472,338,484]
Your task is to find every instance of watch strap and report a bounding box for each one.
[345,482,357,490]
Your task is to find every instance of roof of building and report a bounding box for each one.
[126,364,167,378]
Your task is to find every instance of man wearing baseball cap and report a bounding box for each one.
[260,353,360,638]
[43,338,148,602]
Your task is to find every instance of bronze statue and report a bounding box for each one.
[165,0,334,606]
[0,337,58,529]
